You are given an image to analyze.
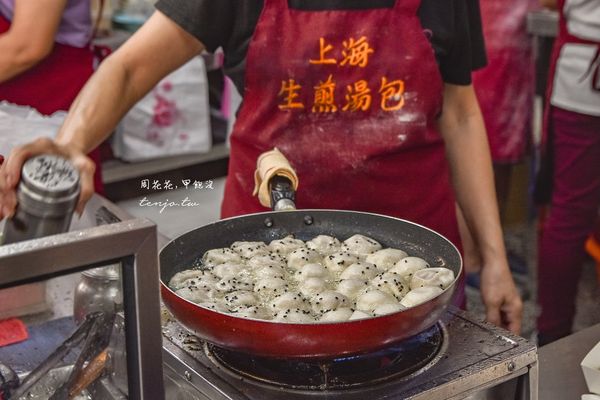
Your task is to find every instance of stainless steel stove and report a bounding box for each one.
[161,308,538,400]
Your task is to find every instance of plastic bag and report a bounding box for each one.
[0,101,64,158]
[112,56,212,161]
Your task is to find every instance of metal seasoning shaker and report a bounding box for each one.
[2,154,80,244]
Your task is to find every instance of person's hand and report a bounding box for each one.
[0,137,96,218]
[479,259,523,335]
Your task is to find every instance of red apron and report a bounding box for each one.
[0,13,104,193]
[535,0,600,205]
[222,0,460,249]
[473,0,536,164]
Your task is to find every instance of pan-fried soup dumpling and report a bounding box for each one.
[169,269,217,290]
[311,291,349,313]
[389,257,430,278]
[287,248,322,270]
[299,277,328,297]
[254,277,289,298]
[274,309,315,323]
[349,310,372,321]
[233,306,273,320]
[373,302,405,316]
[269,235,305,256]
[213,262,246,279]
[295,263,330,281]
[370,272,409,299]
[175,286,212,304]
[269,292,310,313]
[324,252,361,273]
[410,267,455,290]
[223,290,259,309]
[247,254,286,270]
[320,307,354,322]
[336,278,369,299]
[356,289,399,313]
[253,264,286,281]
[366,248,409,271]
[202,248,242,266]
[197,301,229,313]
[342,234,382,256]
[400,287,443,308]
[215,275,254,292]
[339,262,378,280]
[231,241,269,259]
[306,235,342,255]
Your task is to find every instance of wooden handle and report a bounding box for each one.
[253,148,299,208]
[68,350,108,399]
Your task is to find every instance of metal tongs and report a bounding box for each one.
[7,311,114,400]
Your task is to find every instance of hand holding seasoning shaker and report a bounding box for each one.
[2,154,80,244]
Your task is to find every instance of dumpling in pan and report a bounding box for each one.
[233,306,273,320]
[336,279,369,299]
[339,262,378,280]
[306,235,342,255]
[356,289,399,313]
[197,302,229,313]
[274,309,315,323]
[370,272,409,299]
[269,235,305,256]
[410,267,455,290]
[269,292,310,313]
[223,290,259,309]
[247,254,286,270]
[169,269,216,290]
[215,275,254,292]
[253,264,286,281]
[175,286,212,304]
[231,241,270,259]
[373,302,405,316]
[389,257,430,279]
[349,310,372,321]
[202,248,242,266]
[366,248,408,271]
[400,287,444,308]
[295,263,330,281]
[254,277,289,298]
[324,252,361,273]
[287,248,322,270]
[342,234,382,256]
[311,291,349,314]
[319,307,354,322]
[299,277,328,297]
[213,262,247,279]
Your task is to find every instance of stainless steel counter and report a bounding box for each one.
[539,324,600,399]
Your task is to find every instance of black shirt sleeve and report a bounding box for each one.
[155,0,487,88]
[155,0,235,52]
[419,0,487,85]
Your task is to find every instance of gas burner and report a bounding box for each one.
[204,323,445,390]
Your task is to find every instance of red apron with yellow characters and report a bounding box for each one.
[221,0,461,250]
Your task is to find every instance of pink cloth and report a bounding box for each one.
[0,0,91,48]
[537,106,600,341]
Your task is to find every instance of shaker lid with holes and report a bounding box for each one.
[21,155,80,199]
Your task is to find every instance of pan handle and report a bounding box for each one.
[270,175,296,211]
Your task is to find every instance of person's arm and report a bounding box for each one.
[0,10,204,216]
[438,83,523,334]
[0,0,68,82]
